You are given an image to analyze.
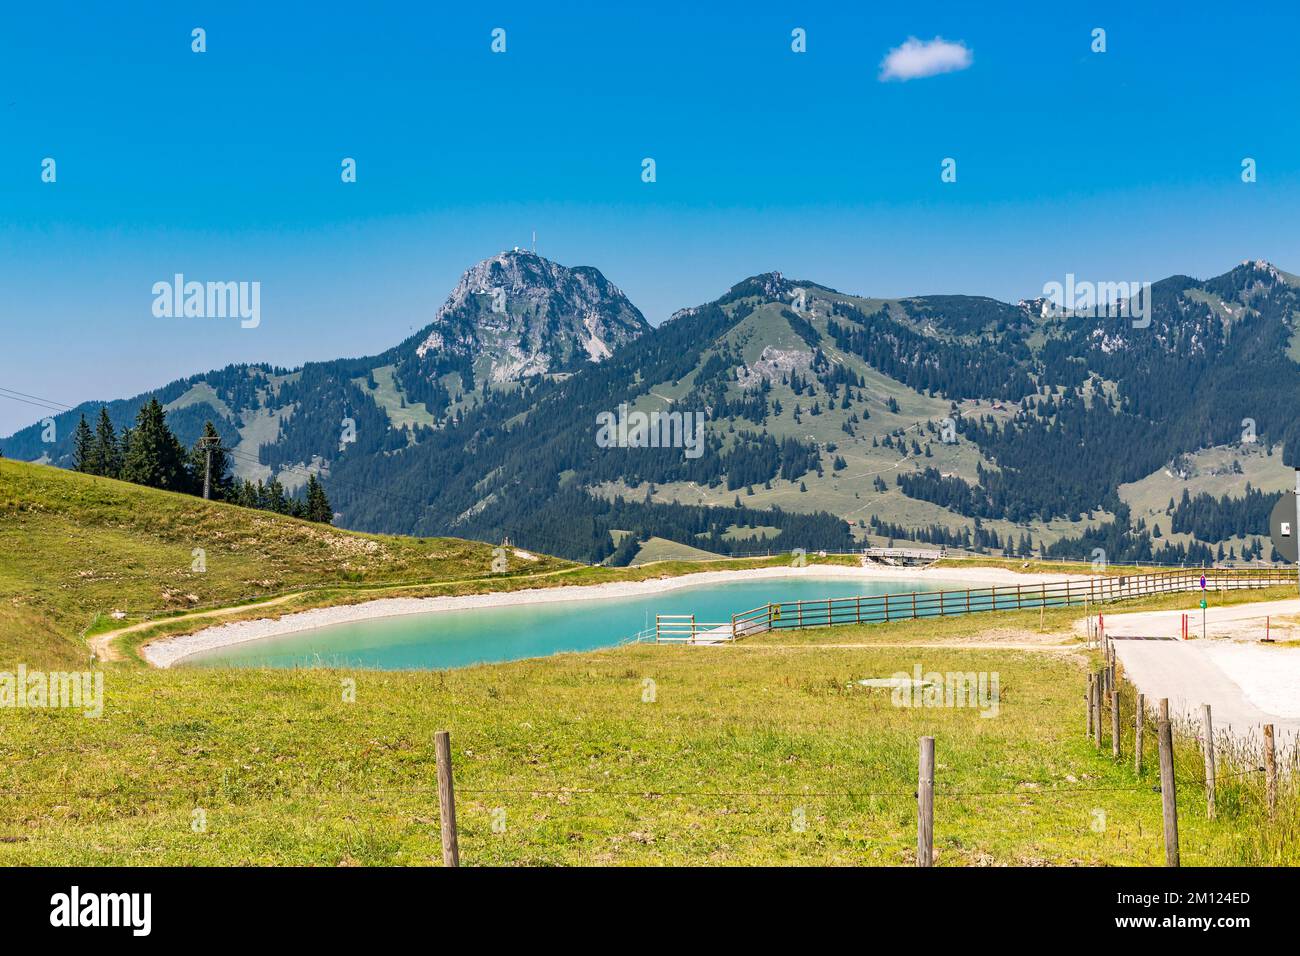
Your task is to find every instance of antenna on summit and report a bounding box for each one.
[532,230,536,253]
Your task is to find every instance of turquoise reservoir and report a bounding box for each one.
[183,575,943,671]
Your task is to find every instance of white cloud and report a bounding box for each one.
[879,37,973,82]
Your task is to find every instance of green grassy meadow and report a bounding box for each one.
[1,457,1296,866]
[1,637,1294,866]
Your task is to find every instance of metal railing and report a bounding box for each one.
[652,567,1293,643]
[653,615,730,644]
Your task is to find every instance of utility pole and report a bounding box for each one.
[198,435,220,500]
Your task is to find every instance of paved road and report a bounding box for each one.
[1090,599,1300,745]
[1110,640,1300,738]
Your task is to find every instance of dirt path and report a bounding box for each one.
[1110,640,1300,742]
[90,593,300,663]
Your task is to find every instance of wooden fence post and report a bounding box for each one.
[435,729,460,867]
[1201,704,1216,820]
[1264,723,1277,819]
[1093,678,1103,749]
[1134,693,1144,775]
[1111,690,1121,759]
[1157,699,1179,867]
[917,736,935,867]
[1086,673,1095,738]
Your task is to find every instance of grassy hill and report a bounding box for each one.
[0,459,574,667]
[627,536,724,565]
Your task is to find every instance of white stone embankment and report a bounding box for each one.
[141,563,1077,668]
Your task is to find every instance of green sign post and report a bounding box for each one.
[1200,577,1207,639]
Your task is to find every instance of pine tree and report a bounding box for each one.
[117,426,133,474]
[120,398,189,492]
[93,407,120,478]
[305,475,333,524]
[265,477,288,514]
[72,415,94,472]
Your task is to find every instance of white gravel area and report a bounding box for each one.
[1100,598,1300,742]
[141,563,1074,668]
[1199,642,1300,720]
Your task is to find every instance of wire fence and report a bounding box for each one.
[2,698,1294,867]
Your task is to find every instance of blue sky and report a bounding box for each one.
[3,1,1300,434]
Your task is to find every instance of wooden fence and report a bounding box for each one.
[653,567,1292,643]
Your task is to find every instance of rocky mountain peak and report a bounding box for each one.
[411,250,649,383]
[1242,258,1280,274]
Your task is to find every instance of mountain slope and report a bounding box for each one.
[6,259,1300,565]
[326,260,1300,563]
[1,250,646,489]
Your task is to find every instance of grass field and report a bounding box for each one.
[1,626,1294,865]
[2,458,1296,866]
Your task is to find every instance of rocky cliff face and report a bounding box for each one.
[410,249,650,383]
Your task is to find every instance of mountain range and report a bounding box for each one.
[8,251,1300,565]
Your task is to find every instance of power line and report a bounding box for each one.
[0,387,69,415]
[0,382,454,524]
[0,385,74,409]
[0,382,322,484]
